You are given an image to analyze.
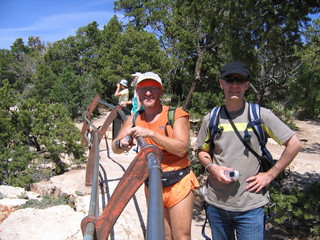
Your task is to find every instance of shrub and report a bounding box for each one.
[269,181,320,238]
[19,194,69,209]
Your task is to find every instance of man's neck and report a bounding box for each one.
[225,99,245,112]
[143,104,163,122]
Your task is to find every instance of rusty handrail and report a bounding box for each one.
[83,131,100,240]
[81,95,164,240]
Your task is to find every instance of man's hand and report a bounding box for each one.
[207,164,234,184]
[118,137,135,152]
[246,172,273,193]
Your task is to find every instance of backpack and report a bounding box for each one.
[132,106,176,136]
[205,103,273,164]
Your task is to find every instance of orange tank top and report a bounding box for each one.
[135,105,190,172]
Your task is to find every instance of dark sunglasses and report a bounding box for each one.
[223,77,249,84]
[137,87,161,94]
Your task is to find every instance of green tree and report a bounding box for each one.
[115,0,319,111]
[99,24,170,98]
[0,80,31,186]
[0,82,85,187]
[31,62,58,102]
[49,68,96,119]
[0,49,15,86]
[291,19,320,118]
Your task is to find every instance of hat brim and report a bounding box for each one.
[137,80,163,89]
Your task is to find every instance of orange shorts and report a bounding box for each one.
[145,170,200,208]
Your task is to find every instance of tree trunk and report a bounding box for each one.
[182,44,204,110]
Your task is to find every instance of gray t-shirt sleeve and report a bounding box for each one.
[260,107,294,145]
[196,113,210,150]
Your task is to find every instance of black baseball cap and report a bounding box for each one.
[221,62,250,79]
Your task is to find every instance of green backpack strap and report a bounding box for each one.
[132,108,145,127]
[133,107,176,136]
[164,107,176,136]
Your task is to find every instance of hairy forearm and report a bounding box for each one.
[198,150,213,167]
[268,134,303,179]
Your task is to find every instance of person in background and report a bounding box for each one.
[114,79,129,107]
[196,61,302,240]
[112,72,200,240]
[130,72,142,114]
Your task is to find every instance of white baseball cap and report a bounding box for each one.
[137,72,162,87]
[119,79,128,87]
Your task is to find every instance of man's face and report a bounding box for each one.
[219,74,249,101]
[137,86,163,107]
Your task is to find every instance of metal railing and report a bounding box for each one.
[80,95,164,240]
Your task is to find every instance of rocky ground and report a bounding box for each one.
[0,115,319,240]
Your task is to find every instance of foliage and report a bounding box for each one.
[115,0,320,112]
[19,194,69,209]
[189,92,225,120]
[265,101,297,130]
[269,181,320,238]
[0,82,85,188]
[290,19,320,119]
[99,24,170,100]
[189,150,204,177]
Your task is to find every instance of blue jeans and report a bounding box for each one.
[207,205,265,240]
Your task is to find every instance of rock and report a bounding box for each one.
[0,198,28,207]
[0,205,85,240]
[0,205,15,224]
[0,185,42,225]
[30,169,91,198]
[0,186,25,198]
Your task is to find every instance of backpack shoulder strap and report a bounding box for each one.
[132,107,176,137]
[244,103,266,145]
[245,103,274,160]
[132,108,145,127]
[205,106,223,144]
[164,107,176,136]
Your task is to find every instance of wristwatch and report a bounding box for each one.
[115,139,121,149]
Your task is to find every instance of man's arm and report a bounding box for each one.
[268,134,303,179]
[198,149,233,183]
[111,116,134,154]
[246,134,303,192]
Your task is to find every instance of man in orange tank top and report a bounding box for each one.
[112,72,199,240]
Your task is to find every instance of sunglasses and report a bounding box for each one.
[137,87,162,94]
[223,77,249,84]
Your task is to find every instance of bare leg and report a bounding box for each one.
[165,191,194,240]
[164,208,173,240]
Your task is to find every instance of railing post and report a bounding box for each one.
[146,151,165,240]
[83,131,100,240]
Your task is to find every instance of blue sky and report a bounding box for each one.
[0,1,318,51]
[0,0,124,50]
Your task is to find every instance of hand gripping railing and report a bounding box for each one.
[80,95,164,240]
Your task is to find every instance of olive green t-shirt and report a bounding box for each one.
[196,102,294,211]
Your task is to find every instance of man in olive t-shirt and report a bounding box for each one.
[196,61,302,240]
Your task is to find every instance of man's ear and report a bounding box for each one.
[219,79,223,89]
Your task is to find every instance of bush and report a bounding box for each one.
[189,91,225,120]
[266,101,297,130]
[269,181,320,238]
[19,194,69,209]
